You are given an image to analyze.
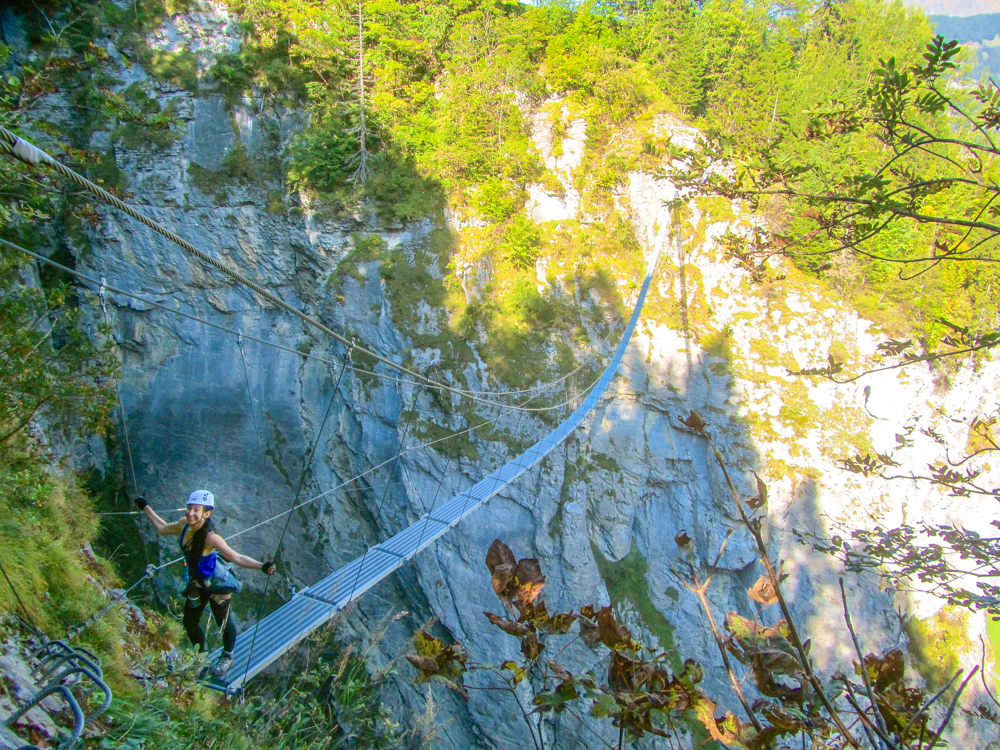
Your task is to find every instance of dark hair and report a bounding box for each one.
[187,515,215,563]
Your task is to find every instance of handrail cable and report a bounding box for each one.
[0,235,622,643]
[48,211,668,674]
[0,133,660,658]
[0,126,636,411]
[205,210,670,692]
[237,328,279,530]
[239,351,351,687]
[0,236,623,546]
[0,236,629,413]
[0,562,43,638]
[98,276,157,581]
[0,221,636,636]
[341,376,433,627]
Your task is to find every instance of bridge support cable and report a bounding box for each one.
[0,126,633,413]
[205,214,671,694]
[0,236,627,536]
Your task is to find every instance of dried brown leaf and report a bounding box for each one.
[747,574,779,606]
[680,409,707,432]
[486,539,515,574]
[521,632,544,660]
[484,611,531,637]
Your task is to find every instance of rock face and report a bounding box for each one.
[13,3,1000,747]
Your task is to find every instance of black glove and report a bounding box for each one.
[262,561,276,576]
[133,496,147,511]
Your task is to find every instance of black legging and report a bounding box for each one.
[183,584,237,654]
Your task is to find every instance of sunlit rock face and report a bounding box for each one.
[17,2,999,746]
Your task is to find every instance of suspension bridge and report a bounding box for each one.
[0,126,669,695]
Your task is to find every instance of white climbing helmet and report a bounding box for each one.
[187,489,215,509]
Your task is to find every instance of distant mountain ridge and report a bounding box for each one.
[904,0,1000,16]
[930,12,1000,41]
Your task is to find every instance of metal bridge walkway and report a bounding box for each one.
[206,222,668,694]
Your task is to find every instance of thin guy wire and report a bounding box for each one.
[0,563,42,637]
[203,216,665,687]
[343,377,429,608]
[411,387,480,557]
[99,277,153,576]
[4,226,620,547]
[0,126,622,411]
[238,329,278,533]
[100,279,139,497]
[240,352,350,689]
[0,234,620,412]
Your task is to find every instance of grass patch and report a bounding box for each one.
[904,606,973,690]
[591,541,680,671]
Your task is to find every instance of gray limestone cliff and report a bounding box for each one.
[7,3,1000,747]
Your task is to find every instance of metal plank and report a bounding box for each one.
[378,516,450,558]
[209,594,336,692]
[495,463,519,483]
[429,494,475,525]
[305,549,402,603]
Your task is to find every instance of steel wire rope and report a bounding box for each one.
[239,351,351,690]
[65,560,166,641]
[407,396,509,596]
[97,276,161,611]
[237,328,278,538]
[341,375,430,615]
[0,151,659,653]
[61,264,634,642]
[0,562,43,638]
[0,235,627,413]
[72,222,664,678]
[409,381,513,564]
[101,280,139,501]
[2,234,635,542]
[154,368,606,564]
[0,126,629,412]
[445,214,672,554]
[215,371,602,545]
[340,357,556,615]
[427,222,670,592]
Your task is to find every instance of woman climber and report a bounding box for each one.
[134,490,276,677]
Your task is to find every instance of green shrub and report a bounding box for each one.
[472,179,523,222]
[144,46,200,92]
[501,215,541,269]
[507,276,555,327]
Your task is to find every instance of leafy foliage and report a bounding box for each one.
[673,30,1000,350]
[0,258,117,446]
[409,506,965,750]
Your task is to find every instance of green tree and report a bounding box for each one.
[672,34,1000,634]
